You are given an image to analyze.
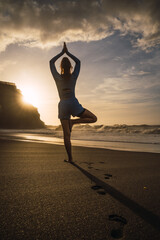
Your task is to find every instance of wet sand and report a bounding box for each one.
[0,139,160,239]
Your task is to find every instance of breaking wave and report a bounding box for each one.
[69,124,160,135]
[0,124,160,153]
[1,124,160,135]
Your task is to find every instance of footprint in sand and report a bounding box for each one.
[82,162,94,168]
[104,173,112,179]
[91,185,102,190]
[88,166,93,169]
[108,214,127,239]
[97,190,106,195]
[91,185,106,195]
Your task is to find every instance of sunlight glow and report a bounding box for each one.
[17,71,42,108]
[16,70,58,124]
[21,86,40,107]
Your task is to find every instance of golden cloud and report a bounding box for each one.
[0,0,160,51]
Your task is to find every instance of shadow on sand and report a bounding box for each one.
[72,162,160,232]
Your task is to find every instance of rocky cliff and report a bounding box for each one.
[0,81,45,129]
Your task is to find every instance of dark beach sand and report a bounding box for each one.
[0,139,160,240]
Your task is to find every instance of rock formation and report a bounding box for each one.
[0,81,45,129]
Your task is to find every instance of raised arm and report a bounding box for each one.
[50,50,64,79]
[66,49,81,78]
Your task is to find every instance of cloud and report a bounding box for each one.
[92,70,160,105]
[0,59,16,72]
[0,0,160,51]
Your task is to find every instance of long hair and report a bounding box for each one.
[60,57,72,80]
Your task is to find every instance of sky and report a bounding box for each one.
[0,0,160,125]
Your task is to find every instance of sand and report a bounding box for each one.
[0,139,160,240]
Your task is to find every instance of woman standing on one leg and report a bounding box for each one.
[50,42,97,162]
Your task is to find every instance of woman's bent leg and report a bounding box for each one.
[61,119,73,162]
[71,109,97,127]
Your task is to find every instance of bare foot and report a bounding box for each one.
[64,159,74,164]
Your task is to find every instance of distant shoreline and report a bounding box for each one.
[0,132,160,154]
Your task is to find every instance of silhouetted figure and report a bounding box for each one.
[50,43,97,162]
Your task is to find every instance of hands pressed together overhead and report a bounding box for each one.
[62,42,68,54]
[50,41,80,70]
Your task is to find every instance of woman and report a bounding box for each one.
[50,42,97,163]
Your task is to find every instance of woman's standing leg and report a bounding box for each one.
[61,119,73,162]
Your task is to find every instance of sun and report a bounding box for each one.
[21,86,40,107]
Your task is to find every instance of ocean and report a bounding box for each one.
[0,124,160,153]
